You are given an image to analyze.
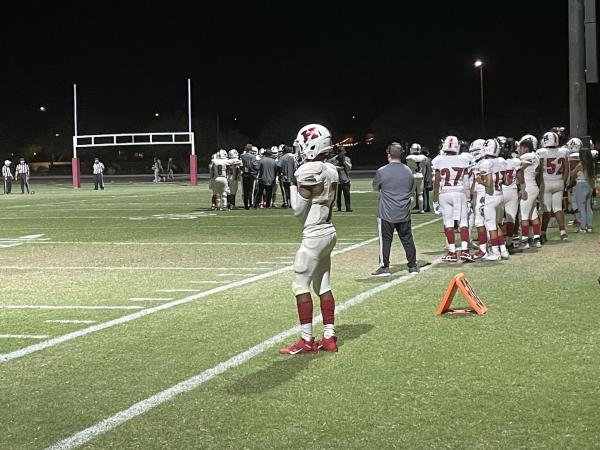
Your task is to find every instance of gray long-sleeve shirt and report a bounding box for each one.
[277,153,296,183]
[372,161,414,223]
[327,155,352,184]
[257,156,278,185]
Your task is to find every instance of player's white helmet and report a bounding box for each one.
[469,139,485,161]
[4,160,10,166]
[270,146,279,158]
[483,139,500,157]
[441,136,460,154]
[566,137,582,154]
[520,134,538,150]
[541,131,559,148]
[409,143,422,154]
[295,124,332,161]
[228,149,239,159]
[251,146,258,155]
[217,149,228,159]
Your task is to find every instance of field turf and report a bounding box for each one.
[0,179,599,449]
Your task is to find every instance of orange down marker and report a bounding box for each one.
[435,273,487,316]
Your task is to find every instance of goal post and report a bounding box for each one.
[71,79,197,188]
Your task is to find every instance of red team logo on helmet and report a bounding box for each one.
[301,127,320,144]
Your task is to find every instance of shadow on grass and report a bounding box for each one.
[226,323,374,395]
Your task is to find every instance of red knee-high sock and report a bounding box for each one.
[505,222,514,237]
[297,300,313,325]
[444,228,456,244]
[477,227,487,245]
[521,223,529,239]
[319,292,335,339]
[533,223,541,237]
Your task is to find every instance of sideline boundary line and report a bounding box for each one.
[45,259,441,450]
[0,218,440,365]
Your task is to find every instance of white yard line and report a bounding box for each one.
[188,281,228,284]
[45,320,97,325]
[29,241,300,246]
[44,259,441,450]
[0,218,441,366]
[0,334,50,339]
[0,267,261,271]
[0,305,144,310]
[256,262,280,265]
[129,298,174,302]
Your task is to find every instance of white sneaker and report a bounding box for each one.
[500,250,510,260]
[481,252,501,262]
[518,240,530,251]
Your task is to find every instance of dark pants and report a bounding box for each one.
[93,173,104,190]
[378,217,417,269]
[337,182,351,211]
[254,182,274,208]
[4,178,11,194]
[423,188,431,212]
[20,177,29,194]
[281,181,291,207]
[242,175,255,209]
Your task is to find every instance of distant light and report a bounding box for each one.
[33,152,37,156]
[474,60,483,68]
[154,112,160,117]
[352,115,356,119]
[39,106,46,112]
[234,117,238,121]
[55,133,60,137]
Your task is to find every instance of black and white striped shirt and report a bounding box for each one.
[93,162,105,175]
[15,163,29,176]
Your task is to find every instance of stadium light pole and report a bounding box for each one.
[474,60,485,134]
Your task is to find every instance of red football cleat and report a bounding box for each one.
[460,250,475,263]
[442,252,458,262]
[472,250,487,260]
[278,338,318,355]
[317,336,338,352]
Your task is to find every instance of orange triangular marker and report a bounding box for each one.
[435,273,487,316]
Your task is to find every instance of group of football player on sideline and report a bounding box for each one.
[404,131,598,263]
[208,145,298,211]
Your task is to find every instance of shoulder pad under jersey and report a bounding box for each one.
[520,153,537,165]
[295,161,325,186]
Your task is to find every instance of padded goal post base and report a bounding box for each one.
[436,273,487,316]
[71,157,81,188]
[189,154,197,186]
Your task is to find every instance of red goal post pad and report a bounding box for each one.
[435,273,487,316]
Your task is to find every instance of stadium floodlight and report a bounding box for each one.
[71,79,197,188]
[474,59,483,68]
[39,106,47,112]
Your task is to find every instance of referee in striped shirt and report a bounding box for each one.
[2,160,13,194]
[15,158,30,194]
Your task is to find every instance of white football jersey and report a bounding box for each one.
[294,161,339,238]
[227,158,242,181]
[536,147,568,182]
[432,153,473,193]
[504,157,521,190]
[212,158,229,178]
[478,157,506,197]
[406,154,427,179]
[520,152,540,186]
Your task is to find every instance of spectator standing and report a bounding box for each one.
[571,148,596,232]
[328,149,353,212]
[422,147,433,212]
[277,145,296,208]
[15,157,30,194]
[241,144,258,210]
[166,157,175,181]
[93,157,105,190]
[371,143,419,275]
[2,160,13,194]
[152,157,162,183]
[254,149,278,208]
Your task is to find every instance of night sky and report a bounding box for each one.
[1,0,598,162]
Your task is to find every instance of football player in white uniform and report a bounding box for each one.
[537,131,569,241]
[279,124,339,355]
[476,139,509,261]
[501,145,521,251]
[406,143,428,213]
[432,136,475,262]
[566,137,583,222]
[210,149,230,211]
[468,140,488,258]
[516,136,542,249]
[226,149,242,209]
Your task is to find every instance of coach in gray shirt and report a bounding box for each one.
[254,149,278,208]
[371,142,418,276]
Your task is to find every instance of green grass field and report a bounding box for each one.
[1,179,599,450]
